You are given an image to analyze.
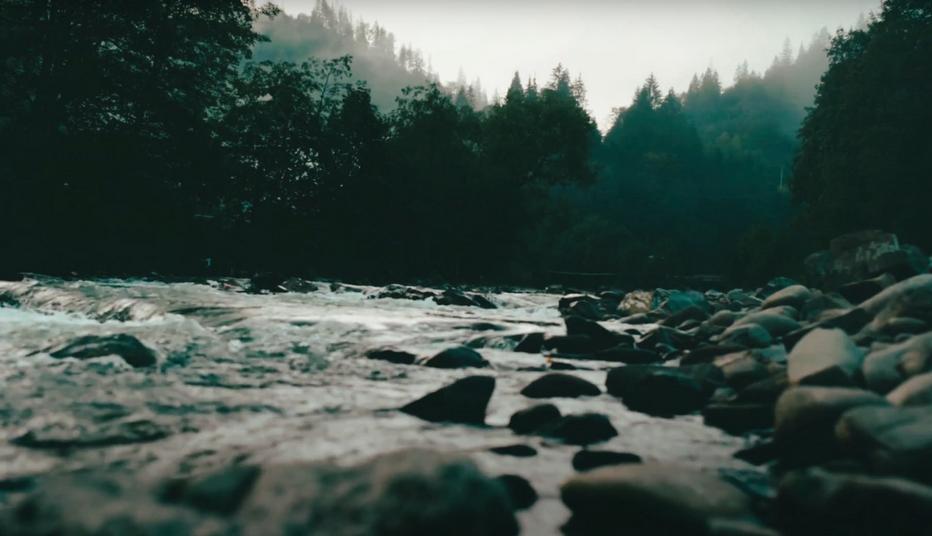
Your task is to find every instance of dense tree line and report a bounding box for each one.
[1,0,925,286]
[792,0,932,251]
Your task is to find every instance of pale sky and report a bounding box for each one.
[273,0,880,130]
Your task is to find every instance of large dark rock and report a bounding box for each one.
[787,329,864,387]
[514,332,545,353]
[401,376,495,425]
[572,450,642,472]
[488,444,537,457]
[423,346,489,369]
[838,273,896,305]
[538,413,618,445]
[521,373,601,398]
[774,387,888,466]
[366,348,417,365]
[703,403,775,434]
[835,404,932,482]
[805,230,928,289]
[561,464,755,536]
[862,334,932,393]
[369,284,438,301]
[606,365,708,417]
[887,372,932,406]
[495,474,538,510]
[508,403,562,434]
[564,316,632,350]
[435,289,497,309]
[237,450,520,536]
[860,274,932,325]
[777,468,932,536]
[47,334,157,368]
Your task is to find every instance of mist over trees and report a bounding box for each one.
[1,0,927,287]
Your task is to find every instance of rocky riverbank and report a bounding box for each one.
[1,231,930,535]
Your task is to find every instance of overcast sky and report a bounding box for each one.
[272,0,880,130]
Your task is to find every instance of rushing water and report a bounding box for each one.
[0,277,758,534]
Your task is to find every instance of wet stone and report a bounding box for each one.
[496,474,538,510]
[572,450,642,472]
[47,334,157,368]
[520,373,601,398]
[508,403,562,434]
[400,376,495,425]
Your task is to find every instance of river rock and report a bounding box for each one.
[732,311,801,338]
[838,273,896,304]
[887,372,932,406]
[423,346,489,369]
[787,329,864,387]
[564,316,632,349]
[0,472,211,535]
[718,323,773,349]
[400,376,495,425]
[514,332,545,353]
[369,284,437,301]
[606,365,707,417]
[777,468,932,536]
[774,387,888,465]
[861,274,932,325]
[508,403,562,434]
[588,346,661,364]
[572,450,642,471]
[703,402,774,434]
[538,413,618,445]
[862,332,932,393]
[521,373,601,398]
[238,449,519,535]
[660,305,710,327]
[761,285,812,310]
[835,404,932,482]
[47,334,157,368]
[657,290,711,315]
[561,464,755,535]
[496,474,537,510]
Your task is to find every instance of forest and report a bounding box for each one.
[1,0,929,287]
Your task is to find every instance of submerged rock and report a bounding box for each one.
[47,333,157,368]
[400,376,495,425]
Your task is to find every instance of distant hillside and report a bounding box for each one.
[253,1,485,111]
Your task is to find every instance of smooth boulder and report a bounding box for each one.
[787,328,864,387]
[561,464,755,535]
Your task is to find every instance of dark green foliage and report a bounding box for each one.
[4,0,914,288]
[793,0,932,249]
